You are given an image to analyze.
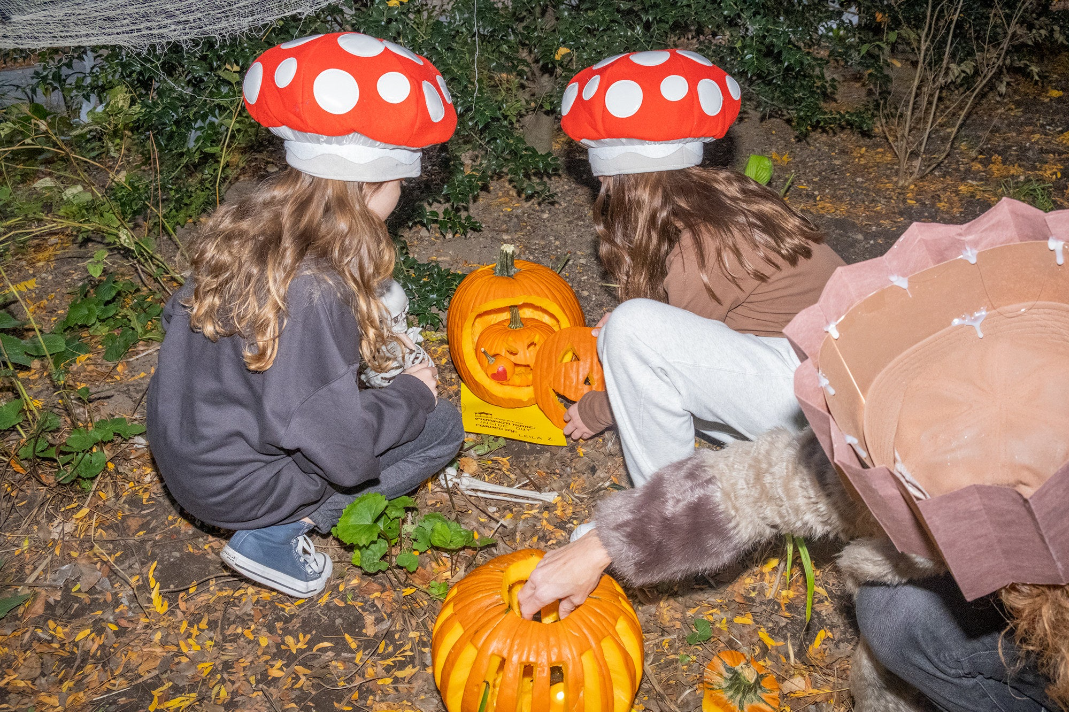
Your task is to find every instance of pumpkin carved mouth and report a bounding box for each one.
[432,550,643,712]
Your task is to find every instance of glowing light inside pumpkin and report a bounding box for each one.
[549,682,565,712]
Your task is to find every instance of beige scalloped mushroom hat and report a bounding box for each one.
[785,198,1069,601]
[243,32,457,181]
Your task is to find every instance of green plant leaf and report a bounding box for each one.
[0,593,31,619]
[356,539,390,574]
[0,312,23,330]
[62,428,102,453]
[37,411,61,433]
[427,580,449,599]
[686,617,713,645]
[0,334,32,367]
[783,533,794,590]
[66,450,108,481]
[334,493,388,547]
[796,535,816,626]
[384,495,416,521]
[429,519,474,550]
[0,399,24,430]
[396,551,420,572]
[22,333,66,357]
[744,154,774,186]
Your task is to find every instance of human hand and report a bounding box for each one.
[403,360,438,402]
[591,311,612,337]
[518,529,612,620]
[562,402,596,441]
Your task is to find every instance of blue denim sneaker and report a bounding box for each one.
[221,520,332,598]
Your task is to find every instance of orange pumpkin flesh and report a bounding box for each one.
[702,651,780,712]
[432,550,644,712]
[476,306,557,388]
[532,327,605,429]
[448,245,584,408]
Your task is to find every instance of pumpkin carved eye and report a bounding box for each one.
[431,550,643,712]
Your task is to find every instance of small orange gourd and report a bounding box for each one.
[448,245,584,408]
[702,651,780,712]
[476,306,556,388]
[532,326,605,429]
[432,550,644,712]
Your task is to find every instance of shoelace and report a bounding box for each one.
[295,534,326,575]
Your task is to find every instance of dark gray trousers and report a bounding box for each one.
[308,400,463,533]
[856,576,1056,712]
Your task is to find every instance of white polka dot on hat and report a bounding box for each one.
[243,32,457,182]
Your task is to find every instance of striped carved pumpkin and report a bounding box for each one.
[432,550,643,712]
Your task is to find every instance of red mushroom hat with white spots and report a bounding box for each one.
[243,32,457,182]
[560,49,741,176]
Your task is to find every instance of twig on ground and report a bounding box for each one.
[158,573,239,595]
[90,670,162,702]
[643,661,682,712]
[92,543,151,616]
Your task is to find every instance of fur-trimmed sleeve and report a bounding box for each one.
[594,429,865,587]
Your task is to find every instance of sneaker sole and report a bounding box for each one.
[220,545,332,598]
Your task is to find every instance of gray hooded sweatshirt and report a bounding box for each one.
[146,273,435,530]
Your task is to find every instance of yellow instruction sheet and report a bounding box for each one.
[460,383,566,446]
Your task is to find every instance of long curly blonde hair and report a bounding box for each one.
[1002,583,1069,710]
[185,169,396,372]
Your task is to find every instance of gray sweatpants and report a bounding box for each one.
[308,400,464,533]
[857,576,1056,712]
[598,298,807,486]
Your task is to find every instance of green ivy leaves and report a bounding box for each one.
[332,492,494,576]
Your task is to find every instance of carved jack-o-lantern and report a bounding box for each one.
[476,306,556,387]
[432,550,644,712]
[532,327,605,429]
[702,651,780,712]
[448,245,585,408]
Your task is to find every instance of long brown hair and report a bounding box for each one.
[1001,584,1069,710]
[593,167,825,303]
[185,169,396,372]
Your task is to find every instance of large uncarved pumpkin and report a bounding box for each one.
[431,550,644,712]
[702,651,780,712]
[532,326,605,429]
[448,245,584,408]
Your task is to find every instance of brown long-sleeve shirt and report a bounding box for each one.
[576,234,844,432]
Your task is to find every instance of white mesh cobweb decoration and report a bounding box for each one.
[0,0,337,49]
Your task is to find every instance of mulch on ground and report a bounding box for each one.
[0,60,1066,712]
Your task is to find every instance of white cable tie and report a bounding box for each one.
[1049,236,1065,266]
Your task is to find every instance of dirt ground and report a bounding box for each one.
[0,60,1067,712]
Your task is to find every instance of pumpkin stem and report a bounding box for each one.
[480,347,495,364]
[494,244,517,277]
[507,305,524,329]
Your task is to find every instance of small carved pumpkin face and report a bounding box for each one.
[702,651,780,712]
[533,327,605,429]
[475,306,556,388]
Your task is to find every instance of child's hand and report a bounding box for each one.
[562,403,596,440]
[591,311,612,337]
[403,360,438,402]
